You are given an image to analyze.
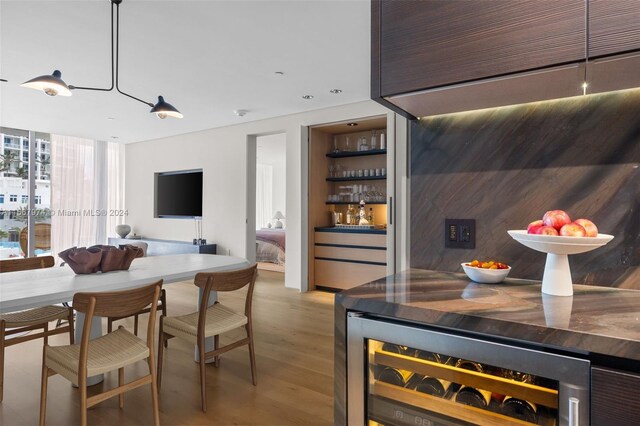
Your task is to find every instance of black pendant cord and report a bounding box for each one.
[113,1,154,107]
[68,1,115,92]
[69,0,153,108]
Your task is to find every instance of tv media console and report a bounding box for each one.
[107,237,217,256]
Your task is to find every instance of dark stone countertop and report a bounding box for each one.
[336,269,640,363]
[315,226,387,235]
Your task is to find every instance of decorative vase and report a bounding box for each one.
[115,224,131,238]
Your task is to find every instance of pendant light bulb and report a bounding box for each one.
[150,95,183,119]
[21,70,72,97]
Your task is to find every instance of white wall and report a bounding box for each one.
[125,100,389,290]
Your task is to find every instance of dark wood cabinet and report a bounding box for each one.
[376,0,586,97]
[592,366,640,425]
[589,0,640,58]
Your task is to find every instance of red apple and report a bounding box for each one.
[527,220,544,234]
[543,210,572,230]
[574,218,598,237]
[560,223,587,237]
[535,226,559,236]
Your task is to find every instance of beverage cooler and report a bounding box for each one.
[347,314,590,425]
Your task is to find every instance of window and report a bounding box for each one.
[35,195,41,205]
[0,194,4,203]
[9,194,17,202]
[21,195,28,203]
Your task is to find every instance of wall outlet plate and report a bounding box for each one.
[444,219,476,249]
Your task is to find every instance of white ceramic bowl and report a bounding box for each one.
[507,230,614,255]
[461,262,511,284]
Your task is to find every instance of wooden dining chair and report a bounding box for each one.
[157,264,258,412]
[39,280,162,426]
[0,256,74,403]
[106,244,167,347]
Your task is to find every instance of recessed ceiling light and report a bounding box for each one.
[107,117,115,120]
[347,122,358,127]
[110,136,119,139]
[302,95,314,99]
[275,71,285,76]
[330,89,342,94]
[234,109,248,117]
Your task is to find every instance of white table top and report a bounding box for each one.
[0,254,250,312]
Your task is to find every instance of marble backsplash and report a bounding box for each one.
[410,89,640,289]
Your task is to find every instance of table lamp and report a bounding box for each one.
[273,211,285,229]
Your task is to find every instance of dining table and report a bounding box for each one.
[0,253,251,384]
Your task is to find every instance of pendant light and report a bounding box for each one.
[21,70,72,97]
[21,0,182,119]
[150,96,184,119]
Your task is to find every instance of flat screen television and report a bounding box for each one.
[154,169,203,218]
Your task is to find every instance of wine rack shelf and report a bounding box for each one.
[374,350,558,409]
[326,201,386,205]
[326,149,387,158]
[372,381,534,426]
[326,176,386,182]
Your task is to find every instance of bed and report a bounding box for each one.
[256,229,285,269]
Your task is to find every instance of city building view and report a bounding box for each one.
[0,127,52,258]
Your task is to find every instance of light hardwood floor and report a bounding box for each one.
[0,271,335,426]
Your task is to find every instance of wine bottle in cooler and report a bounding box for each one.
[377,366,414,387]
[501,369,538,422]
[502,397,538,423]
[450,359,485,392]
[414,375,452,398]
[381,342,416,357]
[455,385,492,409]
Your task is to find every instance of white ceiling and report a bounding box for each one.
[0,0,371,144]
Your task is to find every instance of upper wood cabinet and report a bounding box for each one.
[589,0,640,58]
[375,0,586,97]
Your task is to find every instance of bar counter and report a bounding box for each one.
[334,269,640,424]
[337,269,640,361]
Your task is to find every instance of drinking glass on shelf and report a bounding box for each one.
[345,136,351,152]
[328,164,335,178]
[334,164,342,178]
[333,136,339,153]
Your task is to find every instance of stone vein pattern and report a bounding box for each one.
[410,89,640,288]
[337,270,640,361]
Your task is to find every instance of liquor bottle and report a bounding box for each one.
[368,208,374,224]
[358,200,366,225]
[377,366,414,387]
[345,205,353,225]
[455,385,492,409]
[502,397,538,423]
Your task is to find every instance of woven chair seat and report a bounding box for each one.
[0,305,70,327]
[45,327,149,386]
[163,303,247,343]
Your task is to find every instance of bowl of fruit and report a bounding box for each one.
[461,260,511,284]
[508,210,614,296]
